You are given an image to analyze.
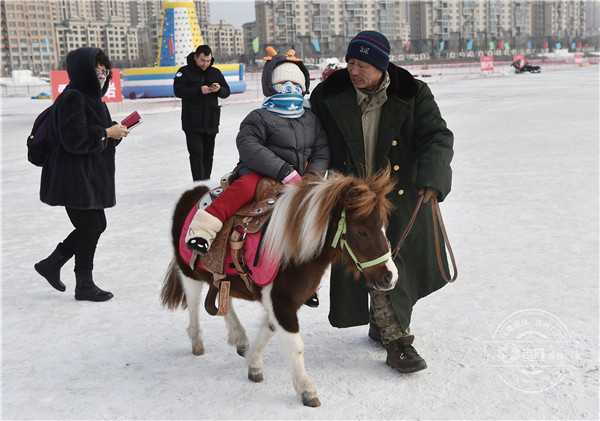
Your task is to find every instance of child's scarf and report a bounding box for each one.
[261,93,311,118]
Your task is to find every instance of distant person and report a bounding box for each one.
[311,31,454,372]
[35,47,130,302]
[174,45,231,181]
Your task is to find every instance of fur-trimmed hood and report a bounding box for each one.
[320,63,419,100]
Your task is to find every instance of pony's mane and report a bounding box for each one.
[262,168,395,267]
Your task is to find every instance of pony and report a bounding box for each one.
[161,168,398,407]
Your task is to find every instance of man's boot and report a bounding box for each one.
[368,322,382,343]
[34,246,72,292]
[385,335,427,373]
[75,271,113,302]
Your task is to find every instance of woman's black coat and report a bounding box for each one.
[173,53,231,134]
[40,47,119,210]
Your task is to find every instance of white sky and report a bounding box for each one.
[210,0,256,28]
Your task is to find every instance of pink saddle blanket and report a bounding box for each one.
[179,203,279,287]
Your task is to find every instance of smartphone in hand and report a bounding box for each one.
[121,111,142,129]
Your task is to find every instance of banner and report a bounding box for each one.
[440,41,444,51]
[466,40,473,50]
[504,42,510,51]
[51,69,122,103]
[527,41,532,49]
[480,56,494,71]
[489,41,495,50]
[405,41,410,52]
[556,42,561,49]
[252,37,259,53]
[574,53,584,65]
[312,39,320,53]
[45,38,50,57]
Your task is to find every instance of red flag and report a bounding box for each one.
[584,43,588,49]
[577,42,582,49]
[405,41,410,52]
[543,42,548,49]
[498,41,503,50]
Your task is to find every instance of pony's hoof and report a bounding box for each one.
[248,368,263,382]
[237,344,249,357]
[301,392,321,407]
[192,345,205,356]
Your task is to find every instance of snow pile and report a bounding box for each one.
[1,69,50,86]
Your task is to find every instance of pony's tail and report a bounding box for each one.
[160,258,187,310]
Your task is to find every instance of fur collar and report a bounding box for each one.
[321,63,419,100]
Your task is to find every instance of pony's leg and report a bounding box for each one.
[181,277,205,356]
[223,300,250,357]
[245,312,275,382]
[260,284,320,407]
[277,329,320,407]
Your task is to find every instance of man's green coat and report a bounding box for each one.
[310,64,454,331]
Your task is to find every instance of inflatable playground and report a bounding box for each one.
[122,64,246,99]
[122,0,246,98]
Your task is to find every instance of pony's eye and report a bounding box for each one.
[357,229,368,237]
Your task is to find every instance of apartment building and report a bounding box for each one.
[532,1,587,38]
[1,0,58,75]
[255,0,406,58]
[204,20,244,61]
[1,0,210,75]
[54,19,140,68]
[409,0,588,52]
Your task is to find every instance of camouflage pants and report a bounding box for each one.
[369,289,410,345]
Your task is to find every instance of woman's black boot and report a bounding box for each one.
[75,271,113,302]
[34,246,71,292]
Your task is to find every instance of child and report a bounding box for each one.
[185,47,330,259]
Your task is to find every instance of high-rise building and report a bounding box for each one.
[204,20,244,61]
[254,0,405,58]
[1,0,58,75]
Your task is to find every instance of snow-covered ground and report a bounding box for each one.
[2,65,598,419]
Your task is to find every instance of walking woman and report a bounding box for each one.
[35,47,130,302]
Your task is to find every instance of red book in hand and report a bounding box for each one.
[121,111,142,129]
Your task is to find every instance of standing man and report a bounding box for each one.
[174,45,230,181]
[311,31,454,373]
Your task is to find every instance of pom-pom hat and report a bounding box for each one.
[345,31,391,72]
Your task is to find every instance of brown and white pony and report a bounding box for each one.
[161,168,398,407]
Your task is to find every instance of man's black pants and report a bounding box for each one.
[184,131,216,181]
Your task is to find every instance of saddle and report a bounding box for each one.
[190,176,282,316]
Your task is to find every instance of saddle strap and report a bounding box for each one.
[204,273,230,316]
[229,229,255,293]
[391,196,458,283]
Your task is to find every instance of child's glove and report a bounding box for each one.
[282,169,302,185]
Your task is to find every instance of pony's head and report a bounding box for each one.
[332,167,397,291]
[262,167,398,291]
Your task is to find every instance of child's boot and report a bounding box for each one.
[185,209,223,255]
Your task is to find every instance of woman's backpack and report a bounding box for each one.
[27,105,53,166]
